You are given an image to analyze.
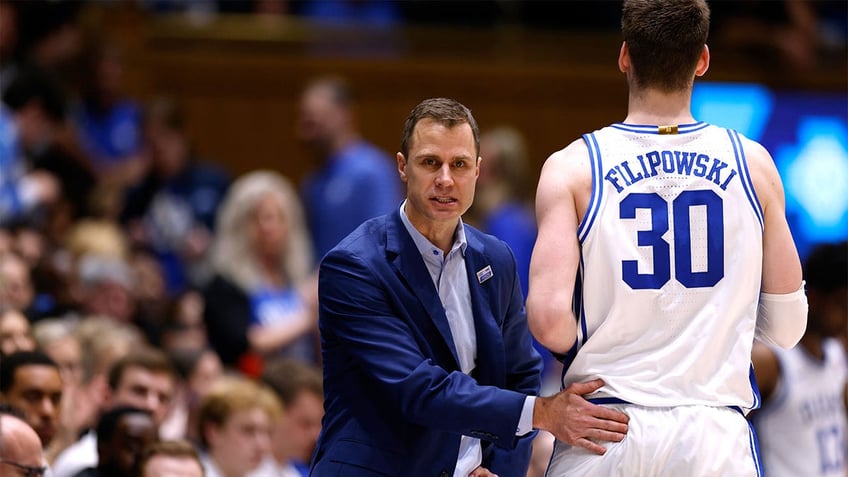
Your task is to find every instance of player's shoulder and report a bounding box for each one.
[730,130,783,201]
[539,136,592,190]
[547,136,589,162]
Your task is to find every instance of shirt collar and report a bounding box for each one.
[399,200,467,260]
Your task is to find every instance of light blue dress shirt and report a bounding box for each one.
[399,201,535,476]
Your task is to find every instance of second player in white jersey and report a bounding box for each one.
[753,339,848,477]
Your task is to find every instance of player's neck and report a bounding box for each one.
[624,88,695,126]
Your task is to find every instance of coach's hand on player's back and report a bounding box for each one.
[532,378,629,455]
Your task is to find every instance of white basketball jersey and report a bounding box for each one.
[566,122,765,409]
[752,339,848,477]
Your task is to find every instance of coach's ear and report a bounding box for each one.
[397,152,408,183]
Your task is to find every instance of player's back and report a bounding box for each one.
[567,122,764,409]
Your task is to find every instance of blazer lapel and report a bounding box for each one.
[386,212,461,370]
[464,228,506,387]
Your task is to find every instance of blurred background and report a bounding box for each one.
[0,0,848,258]
[0,2,845,476]
[2,0,845,258]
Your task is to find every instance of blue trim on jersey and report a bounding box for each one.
[748,418,765,477]
[609,121,710,134]
[577,255,589,346]
[578,133,602,242]
[727,129,765,230]
[573,265,583,332]
[748,364,762,411]
[558,260,584,382]
[587,397,631,405]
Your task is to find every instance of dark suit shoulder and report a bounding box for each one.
[327,214,390,256]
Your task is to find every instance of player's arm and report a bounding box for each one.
[746,138,807,348]
[527,139,588,356]
[750,339,780,404]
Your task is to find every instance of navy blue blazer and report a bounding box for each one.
[310,210,543,477]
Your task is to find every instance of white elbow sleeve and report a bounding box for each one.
[755,281,808,349]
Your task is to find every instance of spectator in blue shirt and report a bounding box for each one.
[73,42,145,188]
[120,96,231,294]
[0,66,64,226]
[296,75,402,263]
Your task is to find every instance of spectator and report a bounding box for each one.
[297,75,401,263]
[468,125,536,297]
[203,170,317,374]
[0,66,63,226]
[139,439,205,477]
[197,375,281,477]
[1,64,96,235]
[0,409,48,477]
[52,346,178,477]
[258,357,324,477]
[0,306,36,357]
[71,406,157,477]
[157,290,208,353]
[0,350,63,452]
[160,346,223,443]
[73,40,145,188]
[46,317,144,467]
[32,318,83,392]
[0,252,35,314]
[120,96,231,294]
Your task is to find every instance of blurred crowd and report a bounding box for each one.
[0,1,845,477]
[0,1,399,475]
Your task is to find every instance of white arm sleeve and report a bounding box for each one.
[755,281,808,349]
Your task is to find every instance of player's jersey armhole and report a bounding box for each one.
[727,129,765,231]
[578,132,603,243]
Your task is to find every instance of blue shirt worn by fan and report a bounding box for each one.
[301,140,401,263]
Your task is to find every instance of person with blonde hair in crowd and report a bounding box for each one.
[139,439,205,477]
[31,317,83,387]
[202,170,317,376]
[197,375,281,477]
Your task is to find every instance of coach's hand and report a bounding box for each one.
[532,378,629,455]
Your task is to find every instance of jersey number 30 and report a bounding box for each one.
[620,190,724,289]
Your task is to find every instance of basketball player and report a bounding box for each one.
[526,0,808,475]
[751,241,847,477]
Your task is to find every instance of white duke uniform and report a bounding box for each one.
[752,338,848,477]
[547,122,765,476]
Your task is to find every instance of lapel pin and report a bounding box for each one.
[476,265,493,284]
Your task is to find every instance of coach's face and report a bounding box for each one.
[397,118,479,238]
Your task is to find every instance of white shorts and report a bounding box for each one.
[545,404,761,477]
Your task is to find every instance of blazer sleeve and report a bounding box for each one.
[319,246,530,446]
